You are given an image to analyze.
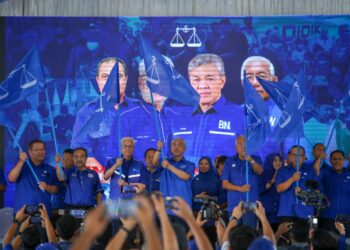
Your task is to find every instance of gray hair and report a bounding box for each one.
[121,137,135,147]
[171,138,186,150]
[188,54,225,76]
[240,56,275,80]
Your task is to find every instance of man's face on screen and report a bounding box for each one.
[243,60,277,101]
[96,61,127,98]
[96,60,115,93]
[189,63,225,108]
[138,74,166,104]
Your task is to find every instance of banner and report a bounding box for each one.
[2,16,350,205]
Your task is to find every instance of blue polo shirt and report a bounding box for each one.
[320,168,350,219]
[64,167,103,207]
[275,163,319,218]
[12,160,58,213]
[139,165,163,193]
[105,157,143,200]
[169,96,244,164]
[160,157,195,207]
[221,154,262,213]
[71,96,139,165]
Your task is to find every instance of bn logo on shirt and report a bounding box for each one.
[218,120,230,130]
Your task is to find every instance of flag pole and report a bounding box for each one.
[7,128,40,184]
[148,88,165,159]
[243,72,250,202]
[44,88,64,177]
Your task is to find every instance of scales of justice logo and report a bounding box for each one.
[276,81,305,129]
[146,56,181,85]
[0,64,38,101]
[170,25,202,48]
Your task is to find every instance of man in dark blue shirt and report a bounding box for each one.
[139,147,163,193]
[120,57,182,160]
[104,137,144,200]
[276,145,321,221]
[154,138,195,208]
[57,147,103,209]
[320,150,350,236]
[222,135,263,228]
[52,149,74,211]
[8,139,59,213]
[71,58,139,166]
[170,54,244,164]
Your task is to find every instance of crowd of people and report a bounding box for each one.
[1,135,350,250]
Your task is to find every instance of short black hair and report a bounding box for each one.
[228,225,257,250]
[56,215,80,240]
[28,139,45,150]
[21,225,42,249]
[144,148,156,158]
[63,148,74,155]
[289,145,306,155]
[215,155,228,168]
[311,229,337,250]
[312,143,325,150]
[330,149,345,159]
[291,219,309,243]
[73,147,88,157]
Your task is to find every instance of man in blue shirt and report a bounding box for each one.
[71,58,139,166]
[276,145,321,221]
[170,54,244,163]
[154,138,195,208]
[8,139,59,213]
[120,57,182,160]
[57,147,103,209]
[52,149,74,211]
[139,147,163,193]
[221,135,263,228]
[240,56,310,160]
[305,143,331,170]
[104,137,144,200]
[320,150,350,236]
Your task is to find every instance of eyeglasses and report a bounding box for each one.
[246,73,270,82]
[289,154,305,157]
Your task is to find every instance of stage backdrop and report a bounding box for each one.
[1,16,350,206]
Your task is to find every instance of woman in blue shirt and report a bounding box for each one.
[259,153,282,231]
[191,156,221,248]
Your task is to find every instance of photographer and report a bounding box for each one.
[221,201,275,250]
[192,156,221,247]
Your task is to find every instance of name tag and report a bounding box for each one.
[88,173,94,178]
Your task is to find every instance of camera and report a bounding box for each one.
[309,216,318,229]
[336,214,350,224]
[122,185,137,194]
[106,199,138,218]
[193,197,221,220]
[30,215,42,224]
[164,197,177,209]
[70,209,87,219]
[25,205,43,215]
[242,201,257,212]
[296,180,328,208]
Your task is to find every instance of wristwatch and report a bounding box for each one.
[250,159,255,165]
